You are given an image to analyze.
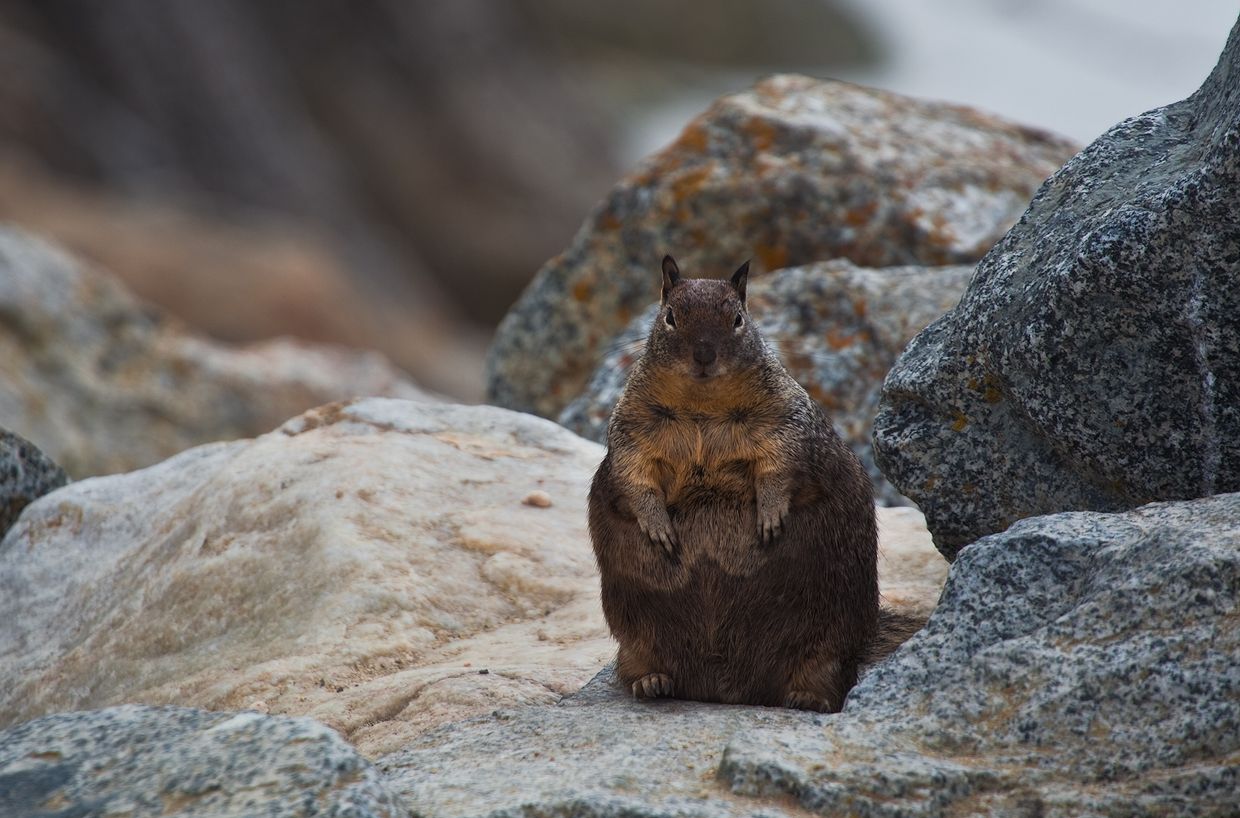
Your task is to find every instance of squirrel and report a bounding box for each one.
[588,255,919,712]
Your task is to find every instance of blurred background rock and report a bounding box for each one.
[0,0,1233,400]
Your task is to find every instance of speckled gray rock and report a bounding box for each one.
[0,705,405,817]
[872,18,1240,559]
[0,227,434,478]
[382,493,1240,818]
[486,75,1078,419]
[718,493,1240,817]
[558,260,974,506]
[0,429,67,539]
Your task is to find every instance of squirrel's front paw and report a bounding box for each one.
[632,673,675,699]
[757,499,789,545]
[638,514,678,558]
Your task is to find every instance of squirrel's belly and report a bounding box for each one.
[670,493,767,577]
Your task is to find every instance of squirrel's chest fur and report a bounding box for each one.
[628,400,782,506]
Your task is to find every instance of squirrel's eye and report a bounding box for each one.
[733,312,743,328]
[665,309,676,328]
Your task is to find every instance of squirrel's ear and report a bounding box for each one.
[661,255,681,303]
[730,260,750,305]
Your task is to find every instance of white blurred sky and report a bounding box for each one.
[626,1,1237,160]
[837,0,1238,144]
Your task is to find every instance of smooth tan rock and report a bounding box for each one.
[0,398,943,758]
[876,505,947,617]
[0,400,610,758]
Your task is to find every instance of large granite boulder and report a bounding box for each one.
[559,260,974,505]
[382,492,1240,817]
[0,228,434,478]
[0,705,404,817]
[0,429,67,540]
[873,17,1240,559]
[486,74,1078,418]
[0,398,944,760]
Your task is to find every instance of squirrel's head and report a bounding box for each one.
[646,255,762,381]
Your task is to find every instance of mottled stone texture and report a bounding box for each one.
[873,18,1240,559]
[0,705,405,817]
[720,494,1240,817]
[383,494,1240,818]
[559,260,973,505]
[0,429,67,539]
[487,75,1077,418]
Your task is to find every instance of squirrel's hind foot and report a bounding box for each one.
[632,673,675,699]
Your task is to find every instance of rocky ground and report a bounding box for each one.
[2,14,1239,818]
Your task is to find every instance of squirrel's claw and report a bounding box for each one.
[633,672,675,699]
[758,503,788,546]
[639,514,679,558]
[647,528,678,558]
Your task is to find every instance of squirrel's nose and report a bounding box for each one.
[693,343,717,365]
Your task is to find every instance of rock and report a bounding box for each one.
[0,227,435,478]
[382,493,1240,817]
[381,665,813,818]
[0,158,488,400]
[872,18,1240,559]
[718,493,1240,817]
[0,429,67,540]
[0,399,611,758]
[0,705,404,817]
[0,397,944,760]
[559,260,974,505]
[486,74,1078,418]
[874,505,947,619]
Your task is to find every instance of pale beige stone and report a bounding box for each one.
[877,505,950,617]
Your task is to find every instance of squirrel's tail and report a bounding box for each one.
[861,606,927,667]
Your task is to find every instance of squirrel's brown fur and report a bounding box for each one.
[588,256,915,712]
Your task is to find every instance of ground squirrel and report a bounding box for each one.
[589,255,916,712]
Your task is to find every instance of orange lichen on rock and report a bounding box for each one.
[667,165,716,206]
[572,280,593,303]
[825,327,860,351]
[743,116,783,153]
[754,245,789,272]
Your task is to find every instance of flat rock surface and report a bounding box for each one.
[487,74,1077,419]
[382,665,816,818]
[560,260,974,505]
[0,705,404,818]
[0,227,434,478]
[384,493,1240,818]
[873,17,1240,558]
[0,398,944,762]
